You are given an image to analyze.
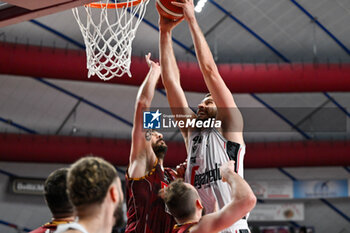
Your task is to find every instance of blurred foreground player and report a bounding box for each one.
[30,168,74,233]
[56,156,124,233]
[161,161,256,233]
[125,53,179,233]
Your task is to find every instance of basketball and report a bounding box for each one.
[156,0,183,21]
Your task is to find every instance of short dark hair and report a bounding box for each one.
[44,168,73,216]
[161,179,197,220]
[67,156,118,207]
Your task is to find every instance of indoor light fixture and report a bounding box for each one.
[195,0,207,13]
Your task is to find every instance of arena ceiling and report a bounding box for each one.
[0,0,349,167]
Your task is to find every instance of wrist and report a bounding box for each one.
[152,66,161,72]
[151,65,161,74]
[187,15,197,25]
[223,172,236,183]
[160,29,172,36]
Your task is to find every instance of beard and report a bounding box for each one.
[196,109,216,121]
[152,140,168,160]
[112,202,125,232]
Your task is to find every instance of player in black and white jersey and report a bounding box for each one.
[158,0,252,232]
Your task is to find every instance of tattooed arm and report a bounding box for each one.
[128,53,161,178]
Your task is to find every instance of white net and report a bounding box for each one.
[72,0,149,80]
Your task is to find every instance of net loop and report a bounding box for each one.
[72,0,149,80]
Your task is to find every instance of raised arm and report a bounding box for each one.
[129,53,161,177]
[158,15,196,144]
[172,0,244,145]
[191,161,256,233]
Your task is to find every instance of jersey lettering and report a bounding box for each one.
[193,163,222,189]
[186,129,248,232]
[191,135,203,153]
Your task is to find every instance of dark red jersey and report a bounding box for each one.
[30,225,56,233]
[125,159,177,233]
[172,222,197,233]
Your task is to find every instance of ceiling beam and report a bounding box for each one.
[289,0,350,56]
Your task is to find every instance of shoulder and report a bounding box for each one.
[65,230,82,233]
[212,128,245,147]
[187,221,207,233]
[55,222,88,233]
[173,222,198,233]
[126,158,160,181]
[164,167,177,180]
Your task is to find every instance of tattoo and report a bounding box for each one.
[145,129,152,141]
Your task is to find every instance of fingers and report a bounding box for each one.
[226,160,235,167]
[171,1,185,7]
[145,52,152,66]
[174,0,189,3]
[171,0,195,23]
[220,160,235,170]
[173,17,184,26]
[220,161,236,182]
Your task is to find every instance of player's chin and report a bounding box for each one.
[196,114,208,121]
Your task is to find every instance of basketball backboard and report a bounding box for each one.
[0,0,93,27]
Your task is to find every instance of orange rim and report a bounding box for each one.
[87,0,144,9]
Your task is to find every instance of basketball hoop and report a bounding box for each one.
[72,0,149,81]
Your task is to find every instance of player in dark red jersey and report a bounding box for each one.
[30,168,74,233]
[161,161,256,233]
[125,53,183,233]
[172,222,198,233]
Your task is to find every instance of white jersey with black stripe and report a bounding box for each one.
[184,128,248,233]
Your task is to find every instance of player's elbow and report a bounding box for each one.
[136,96,151,109]
[201,63,219,79]
[162,78,181,91]
[244,192,257,212]
[234,193,256,219]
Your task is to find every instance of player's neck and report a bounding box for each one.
[51,215,75,223]
[176,213,200,225]
[77,205,113,233]
[176,217,198,226]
